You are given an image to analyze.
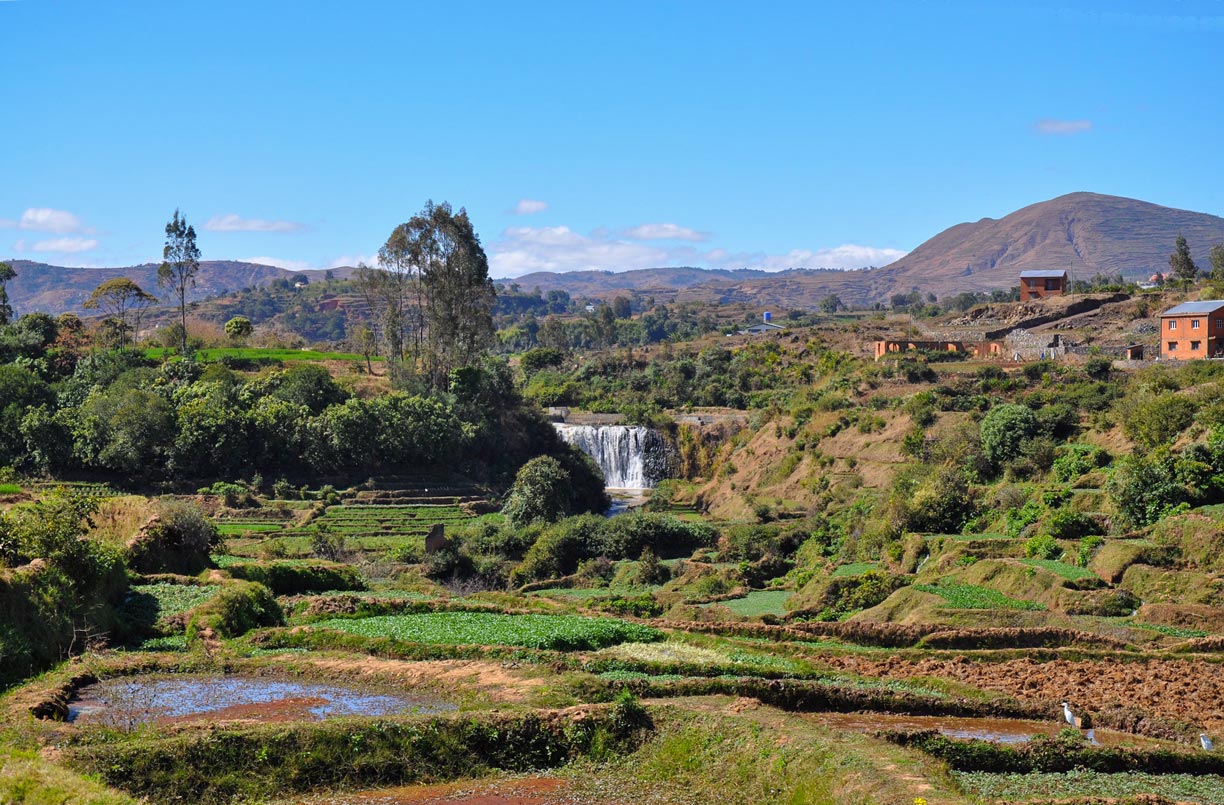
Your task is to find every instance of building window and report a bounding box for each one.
[1045,279,1059,290]
[1216,319,1222,328]
[1168,342,1178,350]
[1169,320,1178,330]
[1192,341,1202,350]
[1193,319,1202,329]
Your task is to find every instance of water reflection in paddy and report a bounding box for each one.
[69,675,456,726]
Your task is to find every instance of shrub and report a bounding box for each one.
[224,561,365,594]
[196,481,256,508]
[127,500,220,575]
[980,403,1037,467]
[1024,533,1061,560]
[1045,510,1103,540]
[1077,535,1105,566]
[185,581,283,640]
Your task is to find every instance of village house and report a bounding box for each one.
[1159,300,1224,360]
[739,311,784,335]
[1019,269,1068,301]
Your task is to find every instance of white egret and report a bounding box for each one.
[1062,701,1078,729]
[1202,733,1215,752]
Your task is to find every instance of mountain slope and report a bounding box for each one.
[3,260,359,317]
[873,192,1224,293]
[497,193,1224,306]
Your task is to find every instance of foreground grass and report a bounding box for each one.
[310,612,662,651]
[955,769,1224,803]
[564,704,967,805]
[0,745,138,805]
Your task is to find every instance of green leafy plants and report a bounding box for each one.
[913,582,1045,611]
[310,611,662,651]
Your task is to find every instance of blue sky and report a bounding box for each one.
[2,0,1222,277]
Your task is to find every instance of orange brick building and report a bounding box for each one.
[1160,301,1224,360]
[1019,270,1068,301]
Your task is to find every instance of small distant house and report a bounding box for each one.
[1019,270,1068,301]
[743,322,784,335]
[1159,301,1224,360]
[873,339,1003,361]
[740,312,784,335]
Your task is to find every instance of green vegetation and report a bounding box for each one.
[913,581,1046,610]
[955,770,1224,804]
[1018,558,1098,580]
[703,589,791,617]
[143,346,374,362]
[311,612,662,650]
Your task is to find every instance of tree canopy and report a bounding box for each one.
[1169,234,1198,280]
[159,210,200,353]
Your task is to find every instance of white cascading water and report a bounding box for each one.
[553,424,655,489]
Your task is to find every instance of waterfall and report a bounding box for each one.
[553,424,663,489]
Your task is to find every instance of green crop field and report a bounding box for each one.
[215,522,286,535]
[703,589,792,616]
[310,611,662,651]
[913,582,1046,610]
[830,562,878,578]
[954,770,1224,804]
[1018,558,1098,580]
[124,583,221,620]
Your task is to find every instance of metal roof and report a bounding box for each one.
[1019,270,1068,278]
[1162,301,1224,316]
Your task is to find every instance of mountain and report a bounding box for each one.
[7,193,1224,316]
[497,193,1224,306]
[2,260,360,317]
[871,192,1224,294]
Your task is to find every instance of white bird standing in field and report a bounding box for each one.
[1202,733,1215,751]
[1062,701,1080,729]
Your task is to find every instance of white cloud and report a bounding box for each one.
[205,214,304,233]
[31,237,99,253]
[20,207,84,233]
[623,223,710,242]
[329,254,378,268]
[1035,119,1093,135]
[510,199,549,215]
[489,225,906,277]
[244,255,312,271]
[752,245,908,270]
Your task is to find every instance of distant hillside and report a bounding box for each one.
[3,260,359,316]
[8,193,1223,315]
[500,193,1224,306]
[872,192,1224,295]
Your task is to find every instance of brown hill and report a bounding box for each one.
[4,260,359,317]
[872,192,1224,295]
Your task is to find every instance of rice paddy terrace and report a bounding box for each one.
[217,477,499,561]
[9,479,1224,803]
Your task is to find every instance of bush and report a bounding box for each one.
[127,500,220,575]
[224,561,365,595]
[185,580,283,640]
[980,403,1038,468]
[1024,533,1061,560]
[1045,510,1103,540]
[196,481,255,508]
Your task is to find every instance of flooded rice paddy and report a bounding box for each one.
[68,674,457,726]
